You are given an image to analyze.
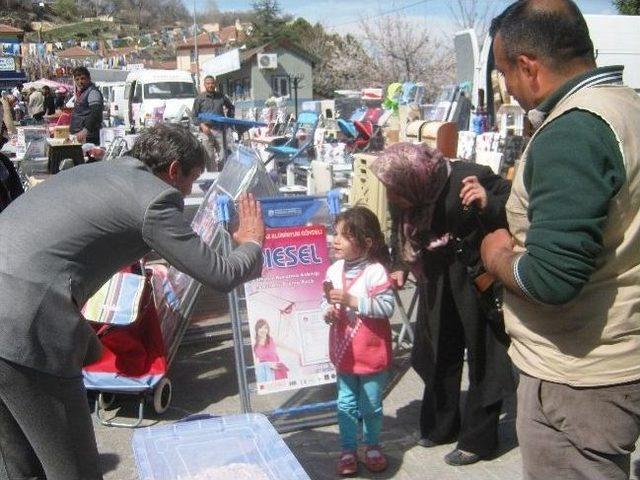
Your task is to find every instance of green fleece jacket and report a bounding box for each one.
[516,66,626,305]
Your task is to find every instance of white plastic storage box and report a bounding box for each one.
[132,413,310,480]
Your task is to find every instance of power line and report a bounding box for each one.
[325,0,430,30]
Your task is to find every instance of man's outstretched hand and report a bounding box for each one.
[233,193,265,246]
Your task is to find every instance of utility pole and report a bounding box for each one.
[289,73,304,119]
[37,2,44,79]
[193,0,199,89]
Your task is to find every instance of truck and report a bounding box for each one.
[122,69,197,131]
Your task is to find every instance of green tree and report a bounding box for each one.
[248,0,290,46]
[612,0,640,14]
[53,0,79,21]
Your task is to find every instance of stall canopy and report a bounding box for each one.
[22,78,72,90]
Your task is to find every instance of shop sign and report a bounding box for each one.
[0,57,16,71]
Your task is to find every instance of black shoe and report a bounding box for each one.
[417,437,440,448]
[444,449,481,466]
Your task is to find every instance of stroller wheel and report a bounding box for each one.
[98,392,117,410]
[153,378,172,415]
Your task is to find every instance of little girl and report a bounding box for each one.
[322,206,395,476]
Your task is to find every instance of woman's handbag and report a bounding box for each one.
[454,204,510,346]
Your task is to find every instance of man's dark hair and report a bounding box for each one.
[128,124,207,175]
[72,66,91,78]
[490,0,594,70]
[204,75,215,82]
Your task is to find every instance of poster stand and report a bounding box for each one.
[219,191,343,432]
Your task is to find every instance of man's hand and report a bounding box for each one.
[328,289,358,309]
[460,176,488,210]
[233,193,265,246]
[199,123,212,135]
[75,129,87,143]
[481,228,514,275]
[390,270,408,288]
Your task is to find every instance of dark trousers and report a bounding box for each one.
[419,292,501,457]
[0,358,102,480]
[517,372,640,480]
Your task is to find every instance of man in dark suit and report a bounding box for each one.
[0,124,264,479]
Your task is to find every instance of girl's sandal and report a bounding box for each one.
[336,451,358,476]
[363,445,388,473]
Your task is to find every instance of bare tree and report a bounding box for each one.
[360,13,455,100]
[448,0,499,45]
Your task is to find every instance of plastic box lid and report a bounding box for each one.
[132,413,310,480]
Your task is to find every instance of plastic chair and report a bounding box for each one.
[265,111,320,169]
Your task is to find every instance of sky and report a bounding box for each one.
[186,0,618,36]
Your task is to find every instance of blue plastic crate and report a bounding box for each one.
[132,413,310,480]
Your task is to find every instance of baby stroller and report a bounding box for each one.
[82,263,176,428]
[337,106,387,152]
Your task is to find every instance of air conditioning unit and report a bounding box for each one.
[257,53,278,70]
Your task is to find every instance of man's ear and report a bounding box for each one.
[167,160,181,181]
[517,54,539,82]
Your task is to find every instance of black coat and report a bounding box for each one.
[405,161,515,407]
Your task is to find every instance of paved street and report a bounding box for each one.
[93,286,640,480]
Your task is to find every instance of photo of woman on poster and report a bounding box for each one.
[253,319,289,382]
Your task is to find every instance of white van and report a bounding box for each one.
[123,69,197,131]
[110,83,127,125]
[96,81,126,126]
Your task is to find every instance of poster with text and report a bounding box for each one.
[245,225,336,395]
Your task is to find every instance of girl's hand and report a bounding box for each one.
[390,270,408,288]
[460,176,488,210]
[328,289,358,309]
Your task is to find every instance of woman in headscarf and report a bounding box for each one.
[371,143,515,466]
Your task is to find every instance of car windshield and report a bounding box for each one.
[144,81,196,100]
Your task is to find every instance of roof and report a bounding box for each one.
[218,25,246,44]
[177,32,220,49]
[58,46,98,58]
[102,47,137,59]
[240,39,318,66]
[0,23,23,35]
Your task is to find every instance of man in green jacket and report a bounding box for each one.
[481,1,640,479]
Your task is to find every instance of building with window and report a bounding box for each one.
[0,23,26,90]
[209,40,315,113]
[176,32,220,77]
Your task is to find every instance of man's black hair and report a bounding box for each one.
[72,66,91,78]
[204,75,215,82]
[490,0,594,70]
[128,124,207,175]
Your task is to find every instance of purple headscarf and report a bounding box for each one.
[371,142,451,265]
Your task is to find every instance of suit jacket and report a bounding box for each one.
[405,161,516,406]
[0,156,262,377]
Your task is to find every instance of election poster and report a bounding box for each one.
[244,225,336,395]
